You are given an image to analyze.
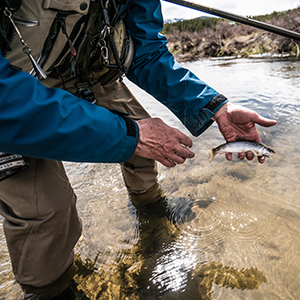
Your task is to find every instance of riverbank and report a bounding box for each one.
[164,7,300,63]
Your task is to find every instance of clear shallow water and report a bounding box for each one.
[1,57,300,299]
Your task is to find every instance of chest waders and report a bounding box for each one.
[0,0,133,181]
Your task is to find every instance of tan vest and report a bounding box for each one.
[6,0,133,88]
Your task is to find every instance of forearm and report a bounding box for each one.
[0,53,138,163]
[125,0,226,136]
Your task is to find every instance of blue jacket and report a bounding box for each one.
[0,0,225,163]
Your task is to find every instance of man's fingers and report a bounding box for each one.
[226,151,254,161]
[237,153,245,160]
[158,143,195,167]
[178,131,193,149]
[254,114,277,128]
[246,151,254,160]
[225,153,232,161]
[160,157,177,168]
[162,146,194,166]
[135,118,195,167]
[233,152,265,163]
[258,156,266,164]
[175,144,195,158]
[169,153,186,165]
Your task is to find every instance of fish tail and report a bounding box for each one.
[208,149,217,163]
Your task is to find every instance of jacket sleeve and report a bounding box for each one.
[0,51,138,162]
[124,0,227,136]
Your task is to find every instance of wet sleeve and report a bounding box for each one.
[0,52,138,163]
[124,0,227,136]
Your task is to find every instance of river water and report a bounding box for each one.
[1,57,300,299]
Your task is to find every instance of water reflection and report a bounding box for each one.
[196,263,267,300]
[142,196,268,299]
[71,195,267,300]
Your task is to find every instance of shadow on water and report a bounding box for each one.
[1,57,300,299]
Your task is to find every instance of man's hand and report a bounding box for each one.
[213,102,277,163]
[135,118,195,168]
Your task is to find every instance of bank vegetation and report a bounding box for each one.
[163,7,300,62]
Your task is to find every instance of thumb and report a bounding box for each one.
[254,114,277,127]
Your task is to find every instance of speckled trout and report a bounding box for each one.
[209,140,275,163]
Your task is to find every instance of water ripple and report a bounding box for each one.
[169,198,224,238]
[167,196,271,245]
[219,210,269,241]
[273,102,300,125]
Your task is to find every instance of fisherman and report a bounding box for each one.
[0,0,276,299]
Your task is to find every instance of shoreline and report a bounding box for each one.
[173,51,295,64]
[164,9,300,63]
[206,52,292,61]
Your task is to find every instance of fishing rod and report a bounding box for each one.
[163,0,300,42]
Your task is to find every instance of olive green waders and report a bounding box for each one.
[0,80,159,295]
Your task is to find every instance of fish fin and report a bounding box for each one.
[260,153,273,160]
[208,149,217,163]
[253,150,260,156]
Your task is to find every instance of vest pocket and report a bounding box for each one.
[42,0,90,15]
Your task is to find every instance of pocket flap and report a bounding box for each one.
[43,0,90,15]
